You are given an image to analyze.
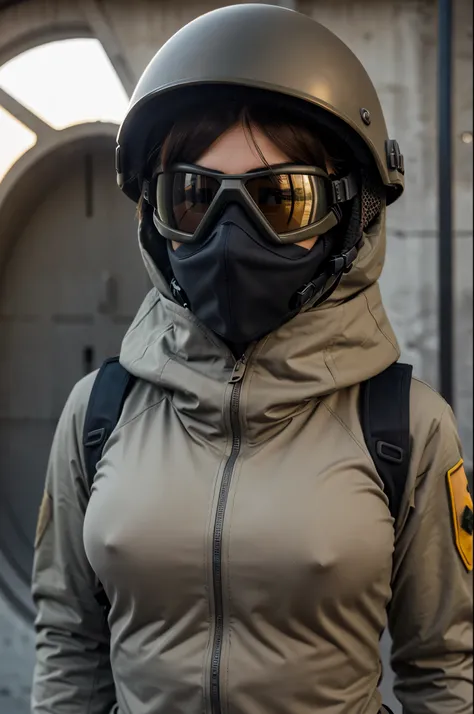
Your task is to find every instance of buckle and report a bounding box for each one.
[327,245,359,276]
[84,428,106,448]
[385,139,405,174]
[331,174,357,204]
[376,440,404,464]
[295,281,317,306]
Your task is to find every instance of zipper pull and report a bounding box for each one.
[229,359,246,383]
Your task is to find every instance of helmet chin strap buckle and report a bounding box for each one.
[327,244,359,275]
[294,273,328,309]
[294,241,361,309]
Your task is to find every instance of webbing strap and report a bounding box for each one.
[82,357,136,492]
[360,362,413,521]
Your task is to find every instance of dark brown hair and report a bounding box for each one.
[137,89,348,219]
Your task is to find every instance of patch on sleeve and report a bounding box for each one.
[446,460,473,571]
[35,491,52,548]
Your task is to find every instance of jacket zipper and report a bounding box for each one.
[210,357,247,714]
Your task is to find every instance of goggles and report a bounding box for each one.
[142,163,358,245]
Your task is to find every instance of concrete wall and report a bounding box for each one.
[298,0,473,464]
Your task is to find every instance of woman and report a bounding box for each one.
[32,5,472,714]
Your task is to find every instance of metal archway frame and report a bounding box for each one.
[0,22,93,69]
[0,1,136,97]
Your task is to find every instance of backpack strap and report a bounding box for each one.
[360,362,413,522]
[82,357,136,492]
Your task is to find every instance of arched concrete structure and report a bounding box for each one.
[0,121,118,276]
[0,121,147,620]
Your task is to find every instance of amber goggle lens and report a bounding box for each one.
[244,173,328,233]
[156,171,328,235]
[157,172,220,234]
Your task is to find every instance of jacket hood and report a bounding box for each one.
[120,208,399,440]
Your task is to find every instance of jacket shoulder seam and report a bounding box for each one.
[321,400,371,463]
[362,291,399,354]
[125,290,161,337]
[114,392,168,433]
[411,375,449,402]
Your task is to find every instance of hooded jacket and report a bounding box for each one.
[32,210,473,714]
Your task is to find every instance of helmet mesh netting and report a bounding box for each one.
[361,171,385,230]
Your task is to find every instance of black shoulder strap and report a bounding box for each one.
[360,362,413,522]
[83,357,136,492]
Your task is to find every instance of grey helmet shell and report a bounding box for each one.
[116,3,404,204]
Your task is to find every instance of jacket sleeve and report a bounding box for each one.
[388,398,473,714]
[31,375,117,714]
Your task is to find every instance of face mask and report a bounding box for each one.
[167,204,334,345]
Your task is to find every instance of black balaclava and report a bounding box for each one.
[166,204,337,345]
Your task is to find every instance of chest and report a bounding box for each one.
[83,397,394,617]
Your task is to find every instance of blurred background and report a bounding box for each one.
[0,1,472,712]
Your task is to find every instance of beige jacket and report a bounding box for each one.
[32,211,473,714]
